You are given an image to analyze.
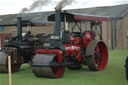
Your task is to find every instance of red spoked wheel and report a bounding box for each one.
[51,57,65,78]
[86,40,108,71]
[52,66,65,78]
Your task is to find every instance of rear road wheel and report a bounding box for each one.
[86,40,108,71]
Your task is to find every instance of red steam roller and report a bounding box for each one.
[30,8,109,78]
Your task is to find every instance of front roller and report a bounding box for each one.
[31,54,65,78]
[86,40,108,71]
[0,50,21,73]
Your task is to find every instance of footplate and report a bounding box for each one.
[31,54,65,78]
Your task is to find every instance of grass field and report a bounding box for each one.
[0,49,128,85]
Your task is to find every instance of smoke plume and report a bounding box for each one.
[20,0,50,13]
[55,0,73,10]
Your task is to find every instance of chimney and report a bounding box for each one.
[17,17,22,41]
[55,9,61,38]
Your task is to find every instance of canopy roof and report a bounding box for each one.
[48,12,111,22]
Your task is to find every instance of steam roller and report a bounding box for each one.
[30,8,109,78]
[0,47,21,73]
[0,17,50,73]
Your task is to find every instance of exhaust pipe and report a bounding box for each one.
[17,17,22,41]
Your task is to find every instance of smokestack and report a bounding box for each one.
[17,17,22,41]
[55,9,61,37]
[54,0,73,38]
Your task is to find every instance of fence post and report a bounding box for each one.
[8,55,12,85]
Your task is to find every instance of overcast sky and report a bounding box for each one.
[0,0,128,15]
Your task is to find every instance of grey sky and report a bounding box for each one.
[0,0,128,15]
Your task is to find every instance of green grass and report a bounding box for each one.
[0,49,128,85]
